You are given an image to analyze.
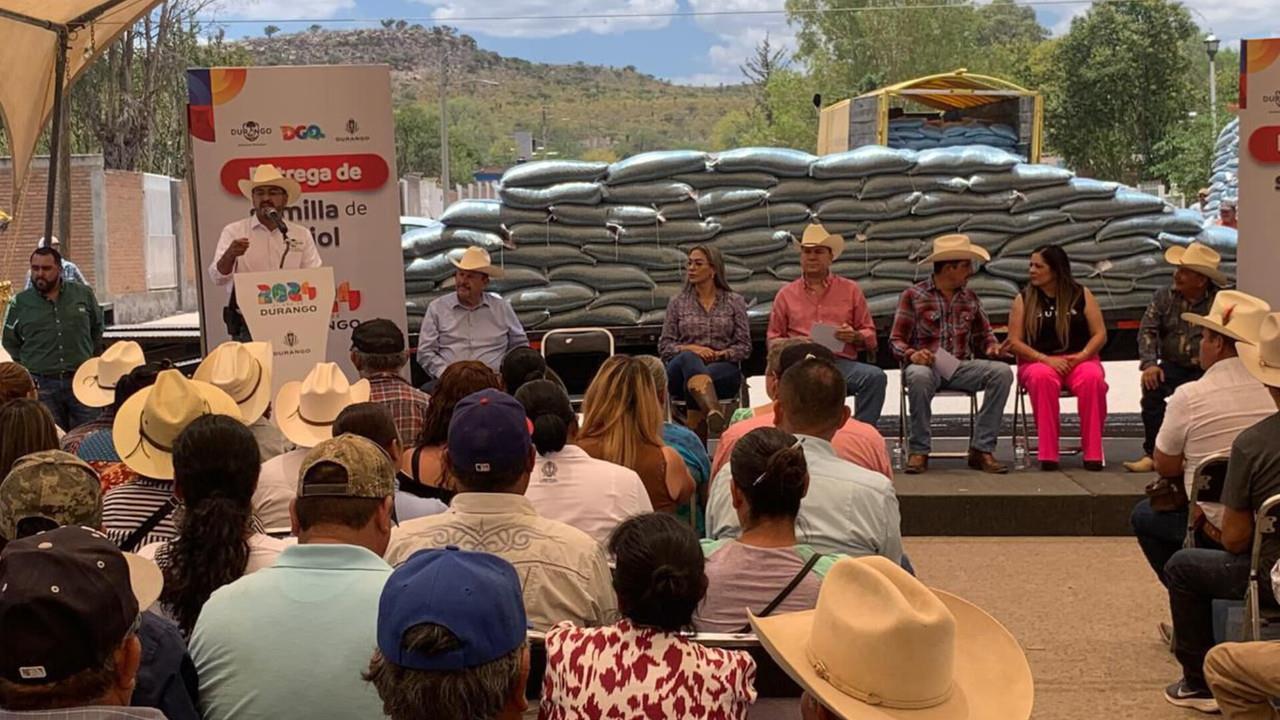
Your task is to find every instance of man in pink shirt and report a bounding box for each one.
[767,224,887,424]
[712,340,892,480]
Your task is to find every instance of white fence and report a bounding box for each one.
[399,176,499,219]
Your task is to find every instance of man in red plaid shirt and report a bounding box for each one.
[350,319,431,446]
[890,235,1013,475]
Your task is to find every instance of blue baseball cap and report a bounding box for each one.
[377,547,527,671]
[447,389,532,477]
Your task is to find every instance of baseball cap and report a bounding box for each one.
[0,451,102,541]
[778,342,837,375]
[447,389,532,477]
[351,319,406,355]
[377,546,526,671]
[0,526,162,684]
[297,433,395,499]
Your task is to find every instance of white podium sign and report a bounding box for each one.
[235,267,335,394]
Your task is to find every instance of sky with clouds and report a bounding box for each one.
[206,0,1280,87]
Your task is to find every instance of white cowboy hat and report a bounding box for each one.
[750,556,1033,720]
[1181,290,1271,345]
[237,164,302,206]
[194,341,273,425]
[917,234,991,266]
[449,246,504,278]
[1165,242,1229,287]
[73,341,145,407]
[1239,312,1280,389]
[113,369,242,480]
[797,224,845,261]
[274,362,371,449]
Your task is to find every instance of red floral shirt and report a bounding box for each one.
[539,619,757,720]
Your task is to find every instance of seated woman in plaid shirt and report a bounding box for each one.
[890,235,1014,475]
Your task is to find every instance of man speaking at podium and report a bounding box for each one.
[209,165,323,340]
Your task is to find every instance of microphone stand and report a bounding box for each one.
[269,209,293,269]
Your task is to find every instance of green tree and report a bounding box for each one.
[263,25,280,38]
[1152,47,1240,194]
[712,70,819,151]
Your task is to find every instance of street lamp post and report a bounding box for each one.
[1205,33,1221,135]
[437,50,499,210]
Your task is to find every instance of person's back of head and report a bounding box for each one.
[350,319,410,376]
[162,414,261,636]
[0,363,36,405]
[500,347,549,396]
[0,399,60,474]
[608,513,707,632]
[292,433,396,555]
[514,380,574,456]
[334,402,402,459]
[446,389,534,494]
[634,354,669,409]
[730,427,808,524]
[775,358,849,439]
[579,356,663,469]
[416,361,502,448]
[0,450,102,546]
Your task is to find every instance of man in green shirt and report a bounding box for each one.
[3,246,103,429]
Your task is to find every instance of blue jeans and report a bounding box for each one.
[1167,548,1270,690]
[902,359,1012,454]
[35,374,99,431]
[665,351,742,402]
[833,358,887,425]
[1131,498,1194,586]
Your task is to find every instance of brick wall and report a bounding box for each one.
[103,170,146,296]
[178,181,197,285]
[0,156,100,290]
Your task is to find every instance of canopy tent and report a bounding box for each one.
[854,69,1037,111]
[0,0,165,239]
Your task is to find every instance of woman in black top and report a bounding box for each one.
[1008,245,1109,471]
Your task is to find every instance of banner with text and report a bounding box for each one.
[186,64,406,383]
[236,268,335,394]
[1238,38,1280,307]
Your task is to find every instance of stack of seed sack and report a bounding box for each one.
[1204,117,1239,218]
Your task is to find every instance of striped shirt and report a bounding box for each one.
[366,372,430,444]
[103,477,179,550]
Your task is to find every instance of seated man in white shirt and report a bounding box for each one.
[1131,290,1274,588]
[706,356,902,562]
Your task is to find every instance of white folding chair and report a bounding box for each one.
[1245,493,1280,640]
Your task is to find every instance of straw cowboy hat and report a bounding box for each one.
[797,224,845,260]
[1165,242,1229,287]
[450,246,504,278]
[113,369,241,480]
[750,556,1033,720]
[73,341,145,407]
[194,341,273,425]
[1182,290,1271,345]
[1239,313,1280,388]
[274,362,370,448]
[918,234,991,266]
[237,164,302,206]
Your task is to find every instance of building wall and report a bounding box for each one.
[103,170,146,297]
[0,156,101,290]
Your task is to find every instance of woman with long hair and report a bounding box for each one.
[0,363,37,405]
[539,513,757,719]
[1008,245,1109,471]
[658,245,751,435]
[149,414,287,636]
[399,360,503,494]
[695,427,842,632]
[0,398,59,473]
[576,355,694,513]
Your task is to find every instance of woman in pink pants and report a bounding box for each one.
[1008,245,1109,471]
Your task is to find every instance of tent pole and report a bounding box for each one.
[43,29,68,247]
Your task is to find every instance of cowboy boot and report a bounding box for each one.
[686,374,727,435]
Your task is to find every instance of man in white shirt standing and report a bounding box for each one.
[208,165,323,341]
[1131,290,1273,589]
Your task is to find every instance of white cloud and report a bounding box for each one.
[213,0,356,20]
[676,0,796,86]
[414,0,678,38]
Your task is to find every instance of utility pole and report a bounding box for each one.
[438,41,451,208]
[540,105,548,159]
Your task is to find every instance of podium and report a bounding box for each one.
[234,267,335,394]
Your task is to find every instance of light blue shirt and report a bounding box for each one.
[705,434,903,562]
[189,543,392,720]
[416,291,528,379]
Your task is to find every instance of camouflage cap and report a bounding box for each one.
[0,451,102,541]
[297,433,395,499]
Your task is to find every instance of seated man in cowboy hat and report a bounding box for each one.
[415,247,528,391]
[1131,291,1273,594]
[208,165,322,341]
[767,224,887,425]
[1161,311,1280,712]
[63,340,146,455]
[195,341,290,462]
[1125,242,1227,474]
[890,234,1012,474]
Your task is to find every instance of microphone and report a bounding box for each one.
[265,207,289,236]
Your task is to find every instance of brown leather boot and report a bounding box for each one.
[686,374,727,435]
[967,449,1009,474]
[905,454,928,474]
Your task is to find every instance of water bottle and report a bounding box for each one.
[1013,437,1027,471]
[891,439,904,472]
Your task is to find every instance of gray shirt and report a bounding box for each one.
[1221,412,1280,584]
[415,292,528,378]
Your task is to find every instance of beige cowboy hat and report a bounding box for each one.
[1165,242,1229,287]
[237,164,302,206]
[750,556,1033,720]
[1239,312,1280,388]
[1182,289,1271,345]
[797,223,845,261]
[449,246,504,279]
[194,341,273,425]
[274,362,371,449]
[73,341,145,407]
[113,369,242,480]
[917,234,991,266]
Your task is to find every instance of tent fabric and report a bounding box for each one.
[855,69,1035,111]
[0,0,163,210]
